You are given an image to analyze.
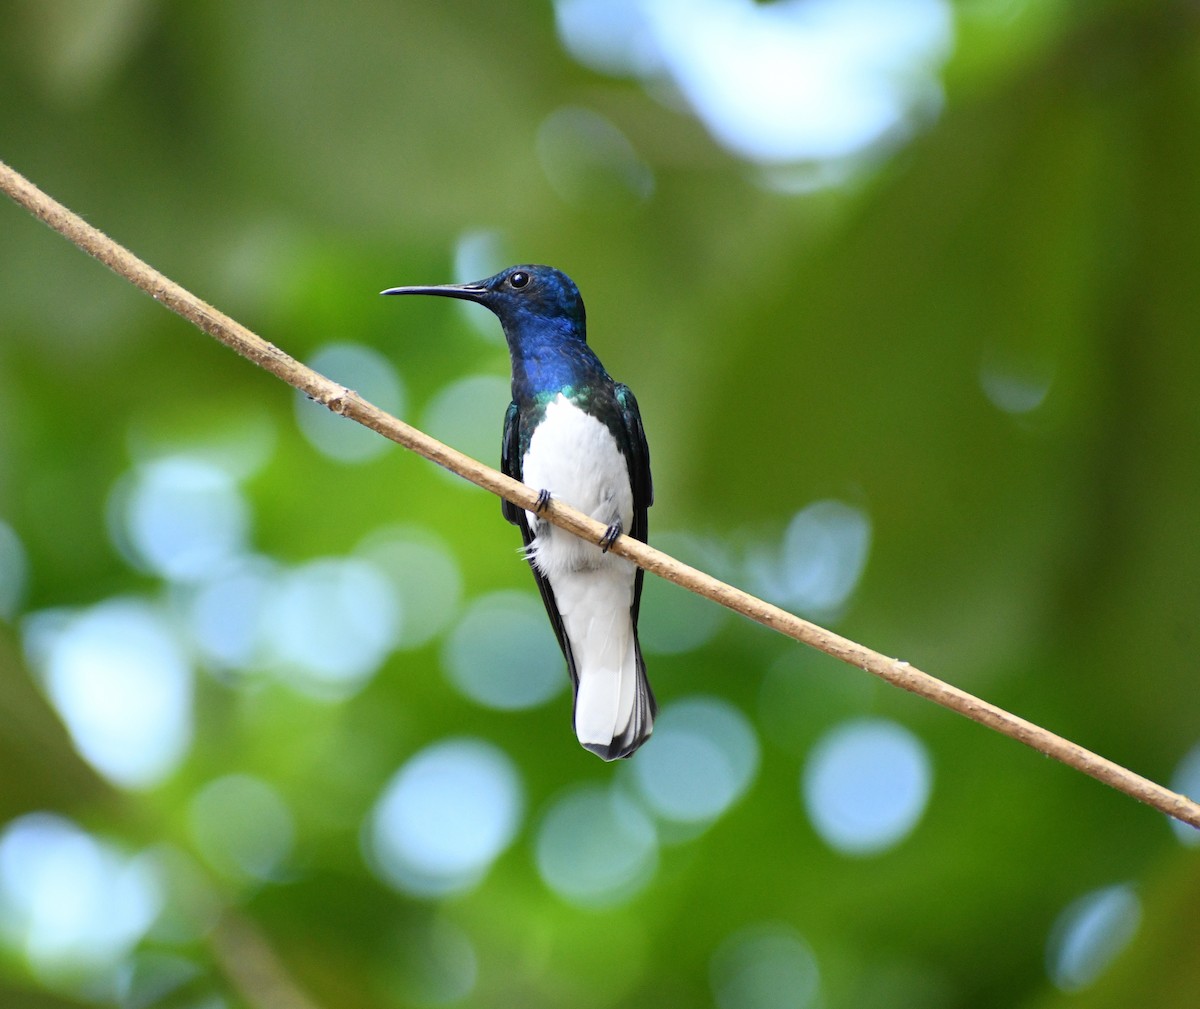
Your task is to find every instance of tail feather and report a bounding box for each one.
[575,636,655,760]
[554,568,655,760]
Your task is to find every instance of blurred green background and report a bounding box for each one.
[2,1,1199,1007]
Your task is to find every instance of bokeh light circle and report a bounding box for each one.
[262,556,399,697]
[1168,741,1200,847]
[747,500,871,619]
[187,775,295,882]
[0,813,162,979]
[536,106,654,206]
[630,696,759,828]
[0,519,28,620]
[442,591,565,710]
[295,343,406,462]
[710,922,821,1009]
[802,718,931,855]
[554,0,953,168]
[25,599,192,790]
[368,738,523,898]
[1046,883,1141,992]
[113,456,250,584]
[357,525,463,650]
[420,375,512,484]
[535,784,657,907]
[187,555,277,671]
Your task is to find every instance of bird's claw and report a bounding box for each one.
[599,522,622,553]
[534,488,552,513]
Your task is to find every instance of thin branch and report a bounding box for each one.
[3,157,1198,832]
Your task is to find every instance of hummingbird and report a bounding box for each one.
[382,265,656,760]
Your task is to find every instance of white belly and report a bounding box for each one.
[521,394,635,580]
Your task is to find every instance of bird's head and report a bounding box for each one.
[382,264,587,343]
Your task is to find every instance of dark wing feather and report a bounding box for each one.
[500,401,524,528]
[614,384,653,626]
[501,399,578,685]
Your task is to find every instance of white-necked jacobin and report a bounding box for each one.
[382,265,656,760]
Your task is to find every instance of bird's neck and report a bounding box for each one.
[506,321,607,403]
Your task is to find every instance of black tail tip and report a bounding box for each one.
[581,729,653,762]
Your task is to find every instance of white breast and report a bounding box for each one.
[521,394,635,580]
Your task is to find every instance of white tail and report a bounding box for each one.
[553,567,655,760]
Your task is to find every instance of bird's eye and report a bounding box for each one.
[509,271,530,289]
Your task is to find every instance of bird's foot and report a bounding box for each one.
[534,488,553,513]
[599,521,622,553]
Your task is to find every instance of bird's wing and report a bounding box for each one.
[501,398,577,682]
[614,384,653,624]
[500,400,524,528]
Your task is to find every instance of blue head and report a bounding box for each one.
[382,264,588,350]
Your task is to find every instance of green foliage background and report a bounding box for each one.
[2,1,1199,1007]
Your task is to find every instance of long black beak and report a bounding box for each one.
[379,282,488,302]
